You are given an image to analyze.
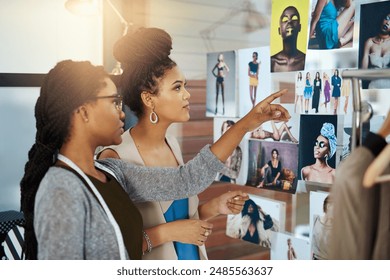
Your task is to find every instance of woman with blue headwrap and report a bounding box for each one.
[301,122,337,184]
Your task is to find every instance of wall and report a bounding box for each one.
[146,0,272,79]
[0,0,103,211]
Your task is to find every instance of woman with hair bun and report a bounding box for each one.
[98,27,289,260]
[301,122,337,184]
[98,27,248,260]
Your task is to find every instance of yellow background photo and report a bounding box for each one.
[270,0,310,56]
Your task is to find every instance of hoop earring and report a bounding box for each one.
[149,110,158,124]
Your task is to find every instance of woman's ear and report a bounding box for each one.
[77,105,89,123]
[140,91,154,109]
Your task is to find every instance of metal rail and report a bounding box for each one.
[341,68,390,149]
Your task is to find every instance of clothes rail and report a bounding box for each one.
[341,68,390,150]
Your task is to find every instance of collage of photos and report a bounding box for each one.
[204,0,388,260]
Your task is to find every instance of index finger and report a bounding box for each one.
[263,89,288,104]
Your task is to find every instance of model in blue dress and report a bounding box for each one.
[331,69,342,114]
[304,72,313,114]
[309,0,355,49]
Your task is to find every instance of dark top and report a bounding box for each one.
[268,160,281,178]
[248,62,259,74]
[363,132,387,156]
[242,223,260,244]
[88,171,143,260]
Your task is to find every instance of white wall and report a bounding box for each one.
[0,0,104,211]
[0,0,103,72]
[146,0,272,79]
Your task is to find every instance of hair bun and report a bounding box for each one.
[113,27,172,65]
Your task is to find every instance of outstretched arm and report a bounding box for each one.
[101,90,290,202]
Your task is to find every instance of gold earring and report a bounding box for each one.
[149,109,158,124]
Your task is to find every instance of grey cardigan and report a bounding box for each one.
[34,145,224,260]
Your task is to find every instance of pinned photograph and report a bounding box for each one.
[299,115,343,185]
[213,117,248,185]
[237,46,271,117]
[270,232,311,260]
[250,104,299,144]
[206,51,237,117]
[270,0,310,72]
[226,195,286,248]
[295,69,352,115]
[308,0,355,50]
[358,0,390,89]
[246,140,299,194]
[309,191,332,260]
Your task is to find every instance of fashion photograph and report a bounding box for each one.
[309,191,332,260]
[270,231,311,260]
[295,69,352,115]
[308,0,355,50]
[245,139,299,194]
[206,50,237,117]
[298,114,343,185]
[250,104,300,144]
[237,46,271,117]
[358,0,390,89]
[226,195,286,248]
[270,0,310,72]
[213,117,249,185]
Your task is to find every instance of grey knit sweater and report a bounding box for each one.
[34,145,224,259]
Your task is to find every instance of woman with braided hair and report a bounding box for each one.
[20,60,290,260]
[98,27,249,260]
[301,122,337,184]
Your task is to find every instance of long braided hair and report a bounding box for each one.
[20,60,109,259]
[113,27,177,118]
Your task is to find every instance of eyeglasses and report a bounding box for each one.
[94,94,123,112]
[314,140,327,148]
